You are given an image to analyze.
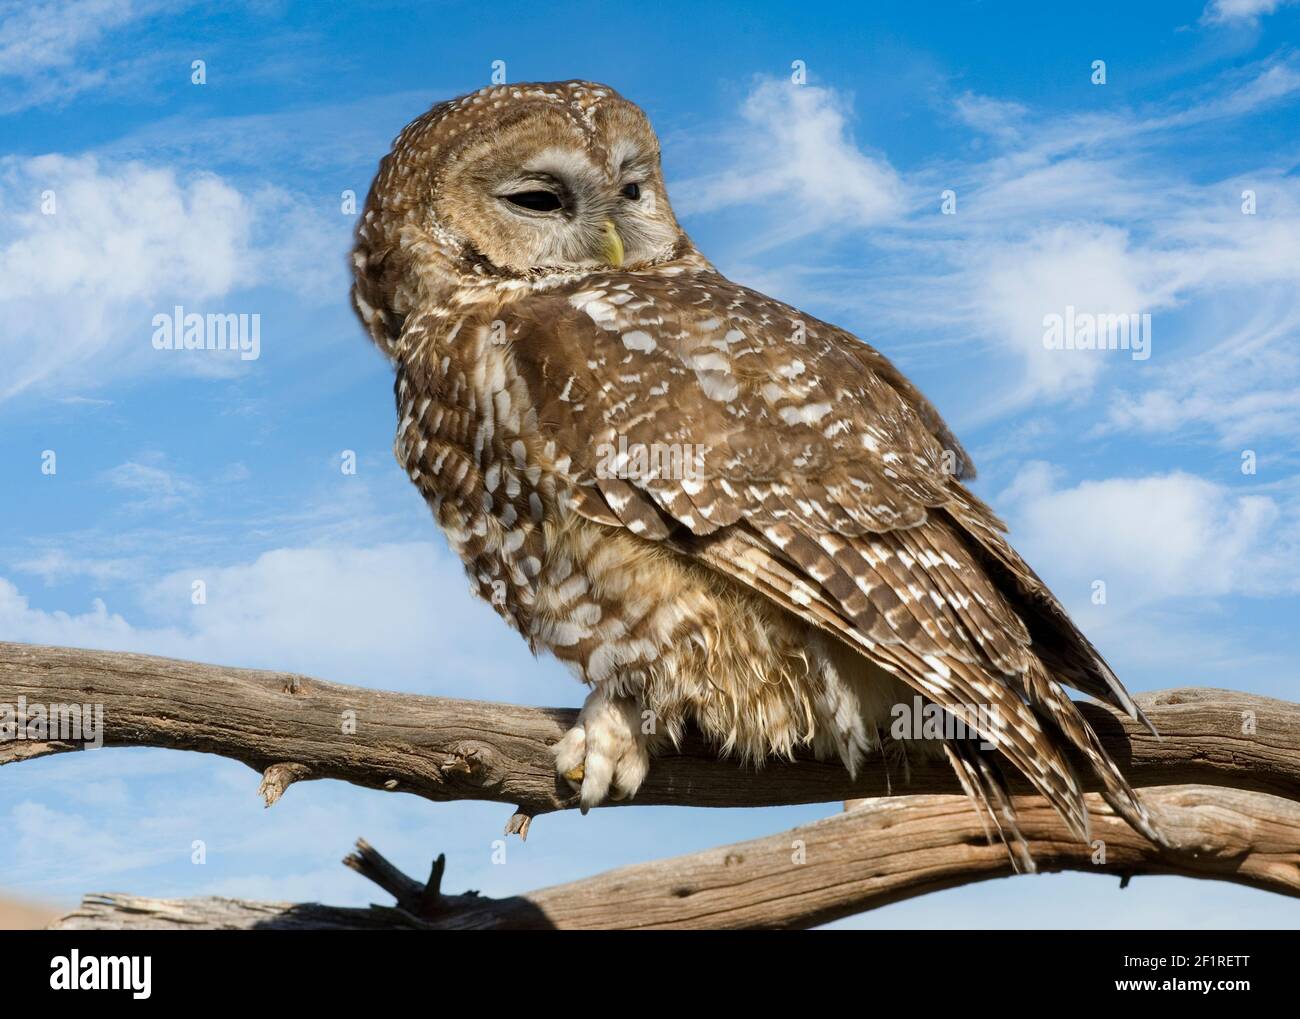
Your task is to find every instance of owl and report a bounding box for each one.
[351,81,1164,867]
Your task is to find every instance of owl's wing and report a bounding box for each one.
[495,271,1161,849]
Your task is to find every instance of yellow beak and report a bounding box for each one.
[601,219,624,268]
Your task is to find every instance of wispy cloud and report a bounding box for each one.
[0,541,573,700]
[1000,462,1296,607]
[12,549,143,586]
[680,57,1300,417]
[673,79,905,244]
[0,155,252,398]
[1099,302,1300,450]
[909,54,1300,409]
[101,456,201,512]
[0,0,140,75]
[0,154,345,400]
[0,0,174,111]
[1201,0,1295,26]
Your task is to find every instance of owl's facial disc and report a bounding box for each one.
[433,103,681,276]
[479,147,666,272]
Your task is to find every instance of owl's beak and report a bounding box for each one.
[600,219,625,268]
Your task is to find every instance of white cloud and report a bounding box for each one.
[1201,0,1294,25]
[667,59,1300,419]
[0,154,344,401]
[5,800,170,887]
[0,579,143,647]
[673,79,904,239]
[900,59,1300,409]
[11,549,142,586]
[972,224,1156,402]
[0,0,174,111]
[101,456,201,512]
[1100,301,1300,447]
[0,155,252,399]
[0,0,140,75]
[1000,463,1292,608]
[0,156,250,301]
[950,93,1029,143]
[0,541,575,701]
[961,175,1300,405]
[980,54,1300,158]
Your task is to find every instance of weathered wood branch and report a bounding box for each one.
[49,786,1300,929]
[2,643,1297,822]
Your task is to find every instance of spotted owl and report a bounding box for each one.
[351,80,1164,866]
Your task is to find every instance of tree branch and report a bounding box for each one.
[48,785,1300,930]
[2,643,1297,822]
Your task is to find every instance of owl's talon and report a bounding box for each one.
[552,690,651,811]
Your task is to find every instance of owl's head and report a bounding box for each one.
[352,81,688,351]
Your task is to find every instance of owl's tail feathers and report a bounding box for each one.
[942,739,1037,874]
[940,666,1171,871]
[1021,661,1172,851]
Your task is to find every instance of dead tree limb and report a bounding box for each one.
[2,643,1297,822]
[8,642,1298,929]
[48,786,1300,930]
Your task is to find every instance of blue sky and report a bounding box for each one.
[2,0,1298,927]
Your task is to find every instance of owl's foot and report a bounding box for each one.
[552,689,650,813]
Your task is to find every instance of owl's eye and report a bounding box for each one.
[504,190,564,212]
[620,182,641,201]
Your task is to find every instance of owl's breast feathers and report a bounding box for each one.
[390,260,1163,852]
